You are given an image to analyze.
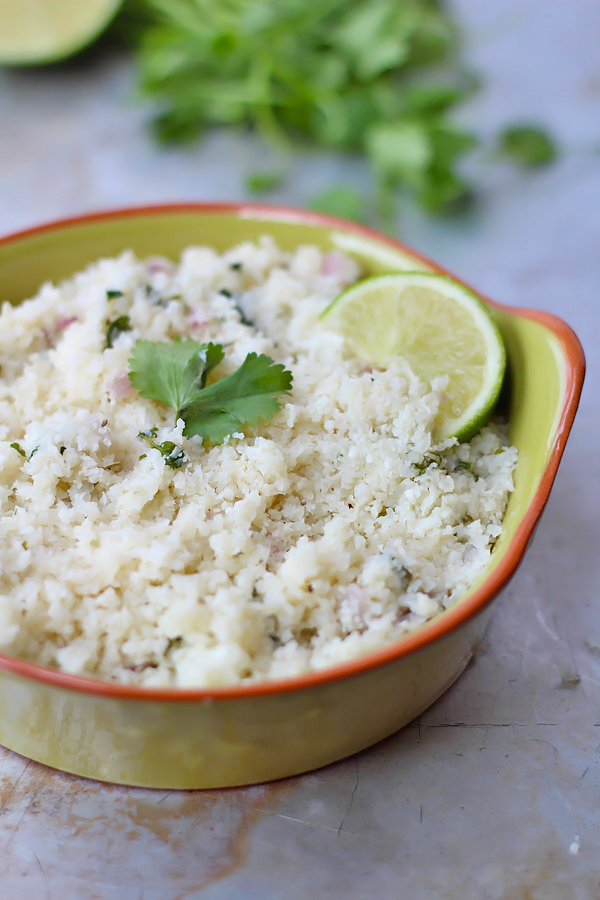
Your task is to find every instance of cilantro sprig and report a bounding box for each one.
[128,339,292,445]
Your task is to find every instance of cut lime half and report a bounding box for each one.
[0,0,122,66]
[321,271,506,442]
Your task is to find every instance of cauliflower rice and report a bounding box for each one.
[0,238,517,687]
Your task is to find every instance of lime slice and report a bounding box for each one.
[321,271,506,442]
[0,0,122,65]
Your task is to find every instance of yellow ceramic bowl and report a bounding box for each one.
[0,204,585,788]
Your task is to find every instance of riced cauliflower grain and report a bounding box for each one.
[0,237,517,686]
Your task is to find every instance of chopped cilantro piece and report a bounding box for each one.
[219,288,253,326]
[230,262,243,271]
[233,301,253,328]
[138,430,189,468]
[105,315,132,349]
[161,442,188,468]
[413,453,442,476]
[106,289,124,300]
[245,172,285,194]
[498,125,557,167]
[10,442,39,461]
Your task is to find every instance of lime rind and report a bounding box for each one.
[321,271,507,443]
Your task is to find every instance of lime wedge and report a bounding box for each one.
[0,0,122,65]
[321,272,506,442]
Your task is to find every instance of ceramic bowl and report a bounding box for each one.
[0,204,585,788]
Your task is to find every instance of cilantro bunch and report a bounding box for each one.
[128,338,293,445]
[119,0,557,222]
[131,0,479,216]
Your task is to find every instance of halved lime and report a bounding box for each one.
[321,271,506,442]
[0,0,122,66]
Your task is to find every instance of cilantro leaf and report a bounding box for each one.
[128,339,224,415]
[128,340,293,445]
[10,442,26,458]
[366,120,432,191]
[181,353,293,444]
[367,119,477,214]
[498,124,557,167]
[105,316,132,349]
[245,172,285,194]
[308,186,367,223]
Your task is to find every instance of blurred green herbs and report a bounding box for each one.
[308,186,368,223]
[117,0,557,223]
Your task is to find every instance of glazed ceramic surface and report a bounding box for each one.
[0,205,585,788]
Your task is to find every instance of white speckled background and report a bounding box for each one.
[0,1,599,897]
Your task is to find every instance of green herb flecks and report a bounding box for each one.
[413,452,442,476]
[105,315,132,349]
[218,288,254,326]
[233,301,253,328]
[129,339,293,445]
[138,429,189,469]
[106,289,124,300]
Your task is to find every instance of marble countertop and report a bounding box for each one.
[0,1,598,897]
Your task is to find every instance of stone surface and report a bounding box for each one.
[0,1,598,897]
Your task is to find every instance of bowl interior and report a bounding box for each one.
[0,206,573,615]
